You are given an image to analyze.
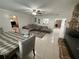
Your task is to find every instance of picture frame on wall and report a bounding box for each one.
[34,18,37,22]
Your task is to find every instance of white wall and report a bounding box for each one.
[17,13,34,32]
[0,13,12,32]
[33,15,57,29]
[58,18,66,38]
[32,11,73,29]
[32,13,72,39]
[0,9,34,32]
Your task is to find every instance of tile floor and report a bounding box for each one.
[25,33,60,59]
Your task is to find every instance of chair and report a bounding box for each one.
[17,36,35,59]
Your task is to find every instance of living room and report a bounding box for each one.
[0,0,79,59]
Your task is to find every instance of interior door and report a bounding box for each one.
[55,20,62,28]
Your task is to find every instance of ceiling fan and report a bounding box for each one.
[32,9,44,15]
[18,7,46,15]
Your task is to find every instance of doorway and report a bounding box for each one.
[10,16,19,33]
[55,20,62,28]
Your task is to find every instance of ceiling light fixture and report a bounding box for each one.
[32,9,43,15]
[32,12,37,15]
[32,9,37,15]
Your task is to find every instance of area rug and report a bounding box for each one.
[30,31,46,38]
[58,39,71,59]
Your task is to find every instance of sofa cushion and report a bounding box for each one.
[41,26,50,31]
[41,26,48,30]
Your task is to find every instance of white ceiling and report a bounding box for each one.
[0,0,79,16]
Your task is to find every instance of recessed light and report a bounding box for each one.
[13,16,16,18]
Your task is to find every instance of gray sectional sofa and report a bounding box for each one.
[22,24,52,33]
